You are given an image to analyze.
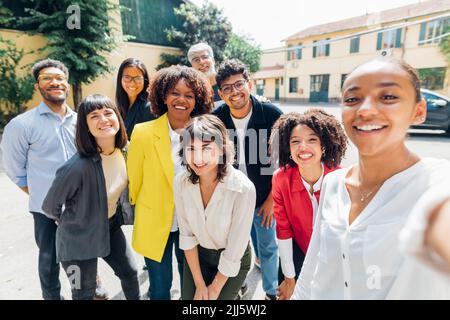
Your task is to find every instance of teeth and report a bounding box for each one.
[356,124,384,131]
[299,154,313,159]
[174,106,187,110]
[100,126,112,130]
[195,163,207,168]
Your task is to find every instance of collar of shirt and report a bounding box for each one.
[301,162,325,194]
[37,102,76,119]
[184,165,246,195]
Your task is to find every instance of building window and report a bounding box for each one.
[313,39,330,58]
[419,18,450,45]
[418,67,446,90]
[287,44,302,60]
[376,29,402,50]
[350,37,360,53]
[289,78,298,93]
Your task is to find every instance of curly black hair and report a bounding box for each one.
[31,58,69,82]
[148,65,213,117]
[270,109,348,170]
[215,59,250,88]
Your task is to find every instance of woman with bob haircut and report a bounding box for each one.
[174,114,256,300]
[127,65,213,300]
[115,57,155,139]
[270,109,347,300]
[42,94,140,300]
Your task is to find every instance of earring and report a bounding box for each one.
[289,155,293,160]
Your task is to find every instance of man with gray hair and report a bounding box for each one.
[187,42,222,104]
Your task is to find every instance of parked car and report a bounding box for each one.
[411,89,450,133]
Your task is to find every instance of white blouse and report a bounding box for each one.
[174,166,256,277]
[293,158,450,300]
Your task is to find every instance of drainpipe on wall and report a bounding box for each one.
[401,23,408,60]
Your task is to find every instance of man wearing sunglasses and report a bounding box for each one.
[213,59,283,300]
[1,59,108,300]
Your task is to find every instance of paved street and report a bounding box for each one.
[1,103,450,300]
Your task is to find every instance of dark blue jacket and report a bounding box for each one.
[213,95,283,208]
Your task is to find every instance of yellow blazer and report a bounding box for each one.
[127,113,175,262]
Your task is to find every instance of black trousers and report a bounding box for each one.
[278,239,306,284]
[61,213,140,300]
[32,212,61,300]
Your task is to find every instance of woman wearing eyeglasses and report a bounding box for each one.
[116,58,155,139]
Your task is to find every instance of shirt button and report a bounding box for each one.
[342,254,345,259]
[345,282,348,287]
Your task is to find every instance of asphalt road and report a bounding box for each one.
[1,103,449,300]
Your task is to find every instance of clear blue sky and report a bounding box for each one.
[190,0,424,49]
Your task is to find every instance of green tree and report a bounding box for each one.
[0,0,13,26]
[17,0,122,108]
[224,33,262,73]
[0,35,34,130]
[439,25,450,63]
[158,1,232,69]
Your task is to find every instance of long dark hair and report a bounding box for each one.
[76,94,128,158]
[115,58,150,120]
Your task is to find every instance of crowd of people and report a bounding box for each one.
[1,42,450,300]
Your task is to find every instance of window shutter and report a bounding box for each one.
[395,28,402,48]
[377,32,383,50]
[326,42,330,56]
[313,41,317,58]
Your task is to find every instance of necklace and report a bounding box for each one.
[356,151,413,202]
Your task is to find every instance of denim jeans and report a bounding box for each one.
[60,213,140,300]
[144,231,184,300]
[32,212,62,300]
[250,207,279,296]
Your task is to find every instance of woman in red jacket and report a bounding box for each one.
[270,109,348,300]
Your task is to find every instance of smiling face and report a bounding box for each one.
[165,78,196,125]
[341,60,426,157]
[289,124,323,170]
[185,137,221,179]
[218,74,253,116]
[190,50,215,77]
[121,66,145,101]
[35,67,69,105]
[86,107,120,141]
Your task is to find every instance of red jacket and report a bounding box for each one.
[272,164,338,254]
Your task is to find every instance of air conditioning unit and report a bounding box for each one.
[380,49,393,57]
[291,61,298,68]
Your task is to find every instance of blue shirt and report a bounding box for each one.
[1,102,77,214]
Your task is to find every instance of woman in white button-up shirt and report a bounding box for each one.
[174,114,256,300]
[293,58,450,300]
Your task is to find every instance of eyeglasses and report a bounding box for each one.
[191,54,211,64]
[220,80,247,95]
[122,75,145,84]
[37,74,68,83]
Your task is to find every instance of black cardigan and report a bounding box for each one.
[42,153,130,262]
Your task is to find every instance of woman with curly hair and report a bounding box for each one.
[127,65,213,300]
[270,109,347,300]
[174,114,256,300]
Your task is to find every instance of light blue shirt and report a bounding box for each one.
[1,102,77,214]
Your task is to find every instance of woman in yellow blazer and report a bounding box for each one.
[127,65,213,300]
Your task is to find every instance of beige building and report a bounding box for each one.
[253,0,450,103]
[0,0,186,110]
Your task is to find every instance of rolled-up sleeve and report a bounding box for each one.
[174,174,199,250]
[272,173,294,240]
[218,183,256,277]
[1,119,29,187]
